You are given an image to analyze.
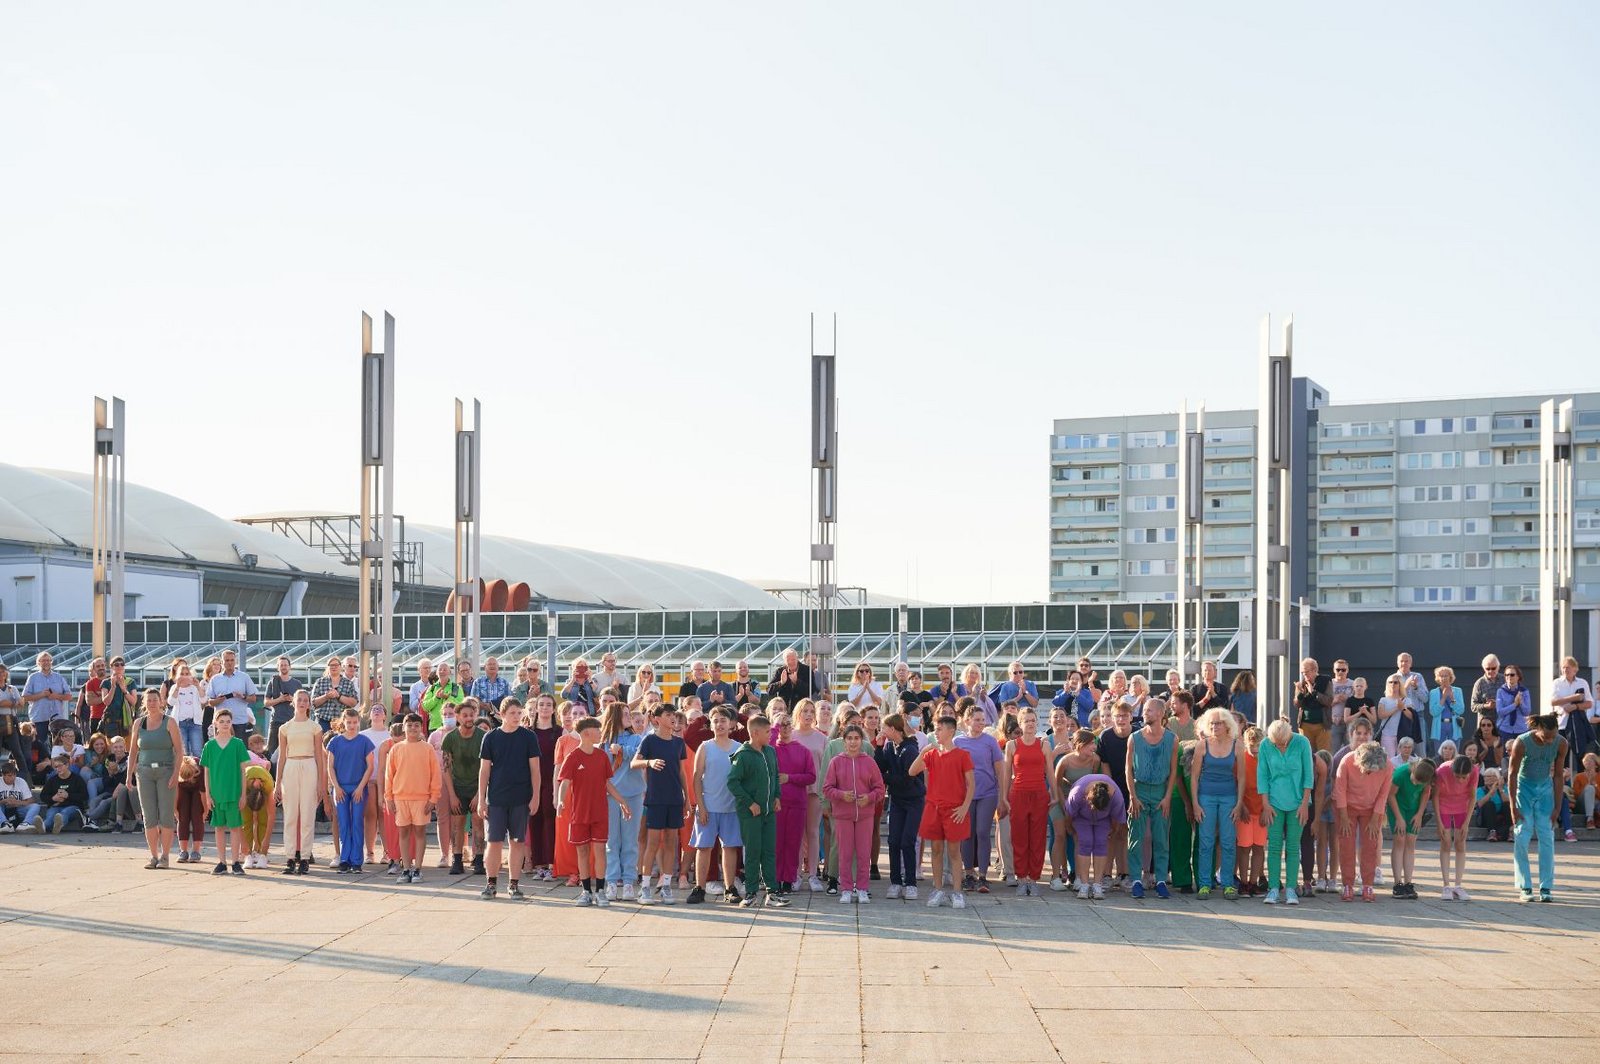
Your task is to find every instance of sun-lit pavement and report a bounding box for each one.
[5,833,1598,1063]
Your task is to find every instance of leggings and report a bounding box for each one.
[1339,808,1382,888]
[959,794,999,874]
[1010,788,1049,881]
[886,796,923,886]
[176,787,206,847]
[1265,805,1303,891]
[336,789,366,867]
[834,814,874,892]
[279,757,319,858]
[243,789,274,853]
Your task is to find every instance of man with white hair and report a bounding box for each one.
[1389,652,1431,754]
[22,653,72,734]
[1470,655,1502,730]
[409,659,435,713]
[768,649,812,708]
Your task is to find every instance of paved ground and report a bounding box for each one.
[5,834,1598,1063]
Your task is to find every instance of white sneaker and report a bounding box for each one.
[637,888,655,906]
[1091,884,1105,900]
[16,821,38,834]
[1115,875,1129,892]
[1285,889,1299,906]
[0,822,13,834]
[808,875,826,892]
[1049,876,1066,892]
[1440,887,1454,900]
[903,886,918,901]
[886,884,903,899]
[1373,867,1385,885]
[1264,889,1280,905]
[1077,883,1091,900]
[593,891,610,908]
[951,892,967,909]
[604,882,618,900]
[926,889,946,908]
[1455,887,1472,901]
[856,889,870,904]
[839,891,854,905]
[658,886,675,905]
[573,891,593,906]
[707,880,725,896]
[622,881,636,900]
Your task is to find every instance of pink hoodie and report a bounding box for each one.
[822,751,885,822]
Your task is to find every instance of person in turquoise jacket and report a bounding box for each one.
[1257,719,1314,905]
[727,714,789,909]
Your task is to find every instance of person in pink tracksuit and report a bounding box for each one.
[823,724,885,903]
[773,709,817,893]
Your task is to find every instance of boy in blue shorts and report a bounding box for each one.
[631,704,687,904]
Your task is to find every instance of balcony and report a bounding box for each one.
[1200,540,1252,557]
[1316,570,1395,589]
[1318,468,1396,487]
[1051,511,1120,528]
[1316,432,1396,455]
[1490,499,1538,516]
[1050,544,1120,561]
[1316,503,1397,519]
[1317,536,1394,554]
[1491,532,1537,549]
[1050,479,1120,496]
[1205,509,1254,525]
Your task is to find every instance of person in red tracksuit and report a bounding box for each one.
[1002,706,1057,895]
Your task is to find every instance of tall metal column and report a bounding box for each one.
[810,314,839,690]
[1539,397,1575,691]
[359,312,397,713]
[454,398,482,670]
[1175,402,1205,682]
[1253,315,1293,729]
[91,397,126,658]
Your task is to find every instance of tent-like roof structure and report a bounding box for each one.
[0,464,783,609]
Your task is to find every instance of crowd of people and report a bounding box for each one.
[0,646,1592,907]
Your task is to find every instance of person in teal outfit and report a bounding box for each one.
[1257,719,1314,905]
[1125,699,1178,899]
[1508,714,1567,902]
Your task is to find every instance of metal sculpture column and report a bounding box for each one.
[454,398,482,671]
[1539,397,1574,691]
[1175,401,1205,683]
[1253,316,1293,729]
[359,313,397,713]
[91,397,126,659]
[811,314,838,697]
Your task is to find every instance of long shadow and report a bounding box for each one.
[0,907,731,1010]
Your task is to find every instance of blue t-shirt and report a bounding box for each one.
[480,725,541,807]
[638,733,687,806]
[327,733,375,788]
[953,733,1005,800]
[610,731,645,799]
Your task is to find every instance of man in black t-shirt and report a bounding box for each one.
[477,698,541,900]
[1293,657,1332,753]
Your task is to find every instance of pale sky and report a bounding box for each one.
[4,3,1597,605]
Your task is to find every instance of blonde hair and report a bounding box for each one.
[1434,665,1455,685]
[1266,719,1293,745]
[1198,707,1238,740]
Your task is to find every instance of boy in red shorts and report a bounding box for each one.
[910,714,975,909]
[559,716,633,907]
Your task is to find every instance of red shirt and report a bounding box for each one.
[558,746,613,824]
[923,745,973,808]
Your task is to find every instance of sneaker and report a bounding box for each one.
[951,892,967,909]
[856,889,870,904]
[620,880,635,900]
[508,883,526,900]
[637,887,656,906]
[471,854,485,876]
[1223,886,1238,900]
[1519,889,1535,903]
[1487,830,1499,842]
[49,817,64,834]
[1439,887,1454,900]
[573,889,595,907]
[926,889,946,908]
[337,862,350,874]
[1016,881,1028,897]
[450,855,465,876]
[480,883,497,899]
[1197,886,1211,899]
[1342,884,1354,902]
[18,818,40,833]
[869,866,881,880]
[1455,887,1472,901]
[1564,829,1578,842]
[1373,867,1385,886]
[961,872,977,891]
[725,888,742,905]
[706,880,725,896]
[1285,888,1299,906]
[839,892,853,905]
[658,886,674,905]
[1263,889,1279,905]
[1155,882,1170,899]
[686,886,706,904]
[1391,884,1406,899]
[1049,876,1066,892]
[808,875,825,892]
[825,880,839,896]
[212,862,228,875]
[1539,890,1553,903]
[386,860,400,875]
[976,878,991,894]
[593,891,610,908]
[765,892,790,908]
[0,822,15,834]
[1130,879,1146,899]
[1361,886,1375,902]
[281,861,298,876]
[1404,883,1419,899]
[1091,884,1106,900]
[903,886,918,901]
[409,869,421,884]
[159,853,170,869]
[231,862,245,876]
[887,884,903,899]
[1077,883,1091,900]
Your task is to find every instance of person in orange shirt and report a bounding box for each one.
[1235,726,1267,896]
[1572,751,1600,830]
[384,713,440,883]
[553,702,581,884]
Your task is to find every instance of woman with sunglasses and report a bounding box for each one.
[845,663,884,712]
[1495,666,1533,745]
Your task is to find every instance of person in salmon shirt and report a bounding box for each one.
[1335,740,1394,902]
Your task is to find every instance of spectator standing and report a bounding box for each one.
[994,662,1040,719]
[1496,666,1533,744]
[697,661,738,718]
[22,652,73,733]
[100,656,136,739]
[592,652,625,698]
[312,656,358,732]
[803,652,831,700]
[471,657,510,709]
[678,661,708,704]
[562,658,600,714]
[263,656,302,755]
[732,659,761,710]
[409,659,435,712]
[1292,658,1332,752]
[1470,655,1502,728]
[76,657,106,737]
[1390,652,1430,753]
[1430,667,1466,753]
[768,649,813,709]
[419,664,464,731]
[1190,661,1231,717]
[168,664,207,758]
[844,663,885,712]
[0,662,27,771]
[1230,671,1258,729]
[1550,656,1595,771]
[511,658,548,704]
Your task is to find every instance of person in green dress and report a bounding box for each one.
[201,709,253,876]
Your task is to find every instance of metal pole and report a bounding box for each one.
[1176,401,1188,679]
[1255,315,1293,730]
[91,397,108,656]
[380,313,397,709]
[1540,397,1575,694]
[471,399,483,670]
[110,397,126,657]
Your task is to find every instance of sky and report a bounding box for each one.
[3,3,1597,605]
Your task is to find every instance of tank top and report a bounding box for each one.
[1012,738,1047,792]
[700,739,739,813]
[278,717,322,759]
[1131,729,1175,792]
[1063,758,1096,787]
[1198,741,1237,800]
[1516,730,1560,785]
[137,715,174,766]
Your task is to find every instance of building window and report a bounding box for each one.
[1127,431,1177,448]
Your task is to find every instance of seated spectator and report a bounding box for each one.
[1475,767,1510,842]
[50,728,86,769]
[38,755,88,833]
[17,722,50,786]
[0,761,42,833]
[1572,751,1600,830]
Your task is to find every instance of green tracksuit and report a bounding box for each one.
[727,742,781,896]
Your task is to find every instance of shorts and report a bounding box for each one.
[919,802,971,842]
[1439,811,1467,831]
[690,809,743,849]
[486,803,529,843]
[568,818,608,846]
[209,801,243,829]
[645,803,684,830]
[394,799,432,827]
[453,782,477,812]
[1236,816,1267,847]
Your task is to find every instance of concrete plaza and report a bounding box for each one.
[4,834,1597,1063]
